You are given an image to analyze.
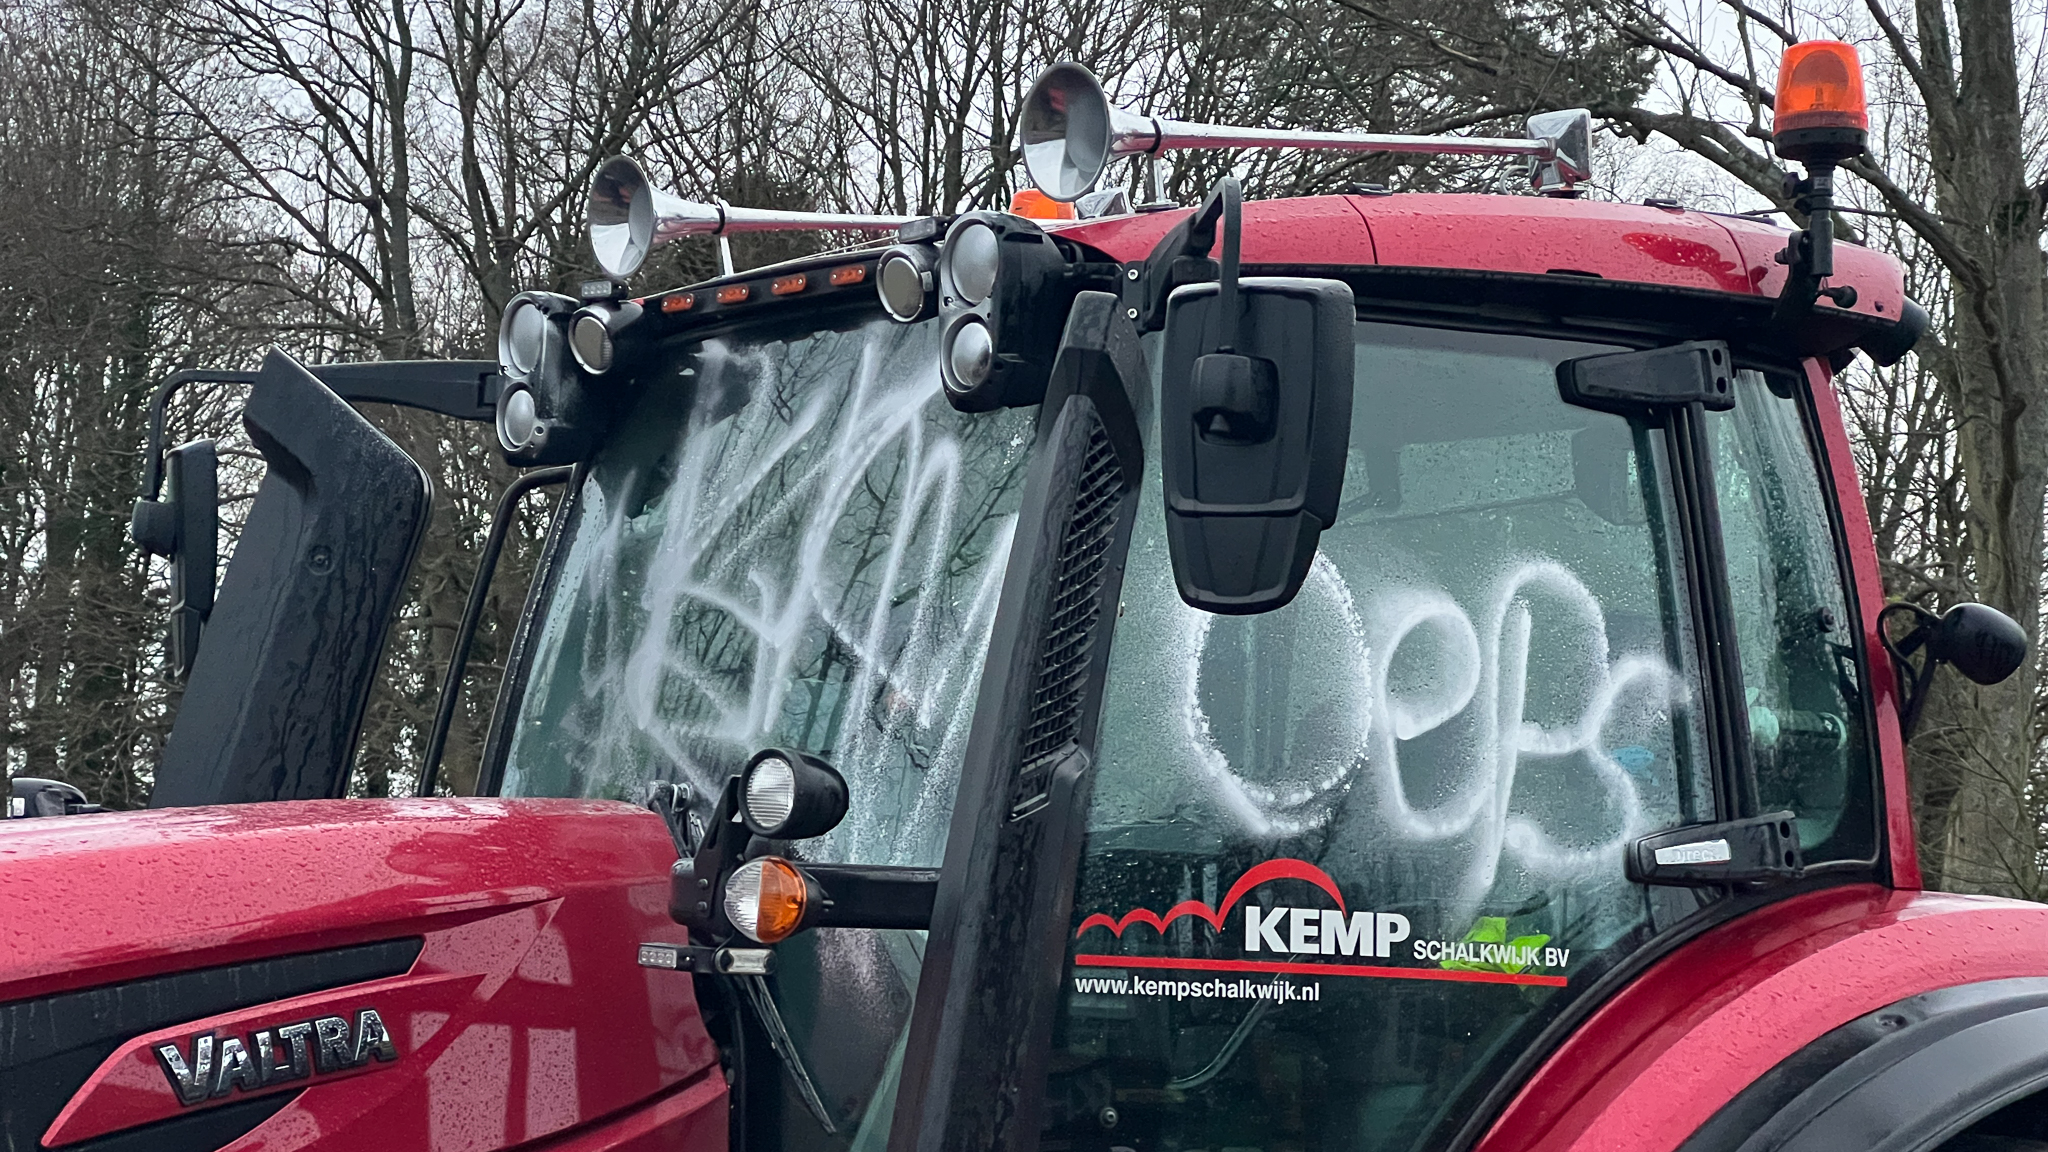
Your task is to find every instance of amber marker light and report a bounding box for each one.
[1008,188,1077,221]
[724,857,813,944]
[715,284,750,305]
[771,274,808,296]
[829,265,867,286]
[661,292,695,313]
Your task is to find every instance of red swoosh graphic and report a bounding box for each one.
[1074,858,1346,939]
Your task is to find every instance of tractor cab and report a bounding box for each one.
[57,39,2045,1152]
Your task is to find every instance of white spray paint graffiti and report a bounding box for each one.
[504,322,1030,866]
[1155,549,1685,908]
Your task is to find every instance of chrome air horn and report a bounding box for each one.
[587,155,917,279]
[1018,63,1594,201]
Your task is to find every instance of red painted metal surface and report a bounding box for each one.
[0,799,719,1151]
[1058,193,1903,321]
[1054,195,1377,264]
[1804,357,1919,888]
[1475,887,2048,1152]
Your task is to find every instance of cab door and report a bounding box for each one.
[888,317,1883,1152]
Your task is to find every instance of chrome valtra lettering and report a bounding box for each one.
[153,1008,398,1106]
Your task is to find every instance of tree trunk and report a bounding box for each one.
[1903,0,2048,896]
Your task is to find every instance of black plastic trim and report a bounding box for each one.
[149,349,435,807]
[803,864,940,930]
[54,1093,300,1152]
[0,938,419,1152]
[1681,977,2048,1152]
[888,291,1149,1152]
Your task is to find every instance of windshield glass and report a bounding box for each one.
[500,314,1038,1149]
[501,317,1033,866]
[1045,322,1717,1152]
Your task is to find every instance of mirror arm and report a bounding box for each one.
[1880,602,1948,741]
[1214,178,1242,352]
[1127,177,1243,334]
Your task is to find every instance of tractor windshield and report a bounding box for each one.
[1041,321,1873,1152]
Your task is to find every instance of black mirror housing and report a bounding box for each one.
[8,777,101,818]
[1927,602,2028,686]
[1161,276,1354,614]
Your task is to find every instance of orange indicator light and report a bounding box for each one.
[716,284,750,305]
[724,857,810,944]
[1009,188,1077,221]
[1776,41,1868,133]
[661,293,695,313]
[771,274,807,296]
[829,265,866,286]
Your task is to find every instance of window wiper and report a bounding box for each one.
[736,972,839,1134]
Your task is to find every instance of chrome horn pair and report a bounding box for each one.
[587,155,915,279]
[1017,63,1594,201]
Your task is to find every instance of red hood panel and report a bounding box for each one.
[0,799,720,1151]
[0,798,672,997]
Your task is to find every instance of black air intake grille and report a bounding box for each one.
[1012,412,1123,813]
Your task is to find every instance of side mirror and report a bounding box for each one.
[1160,178,1353,614]
[1925,603,2028,685]
[129,439,219,679]
[1881,601,2030,738]
[9,777,101,818]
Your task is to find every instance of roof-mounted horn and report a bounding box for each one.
[1018,63,1594,201]
[588,155,916,279]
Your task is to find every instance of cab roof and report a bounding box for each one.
[1051,193,1905,328]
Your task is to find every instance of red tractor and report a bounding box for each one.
[7,40,2047,1152]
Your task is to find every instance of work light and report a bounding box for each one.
[934,212,1069,410]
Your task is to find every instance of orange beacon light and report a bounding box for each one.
[1775,41,1869,163]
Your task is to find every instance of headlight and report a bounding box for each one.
[499,298,549,377]
[945,319,994,393]
[567,300,644,376]
[743,756,796,830]
[737,748,848,839]
[496,386,541,453]
[877,245,938,322]
[932,213,1071,412]
[724,857,812,944]
[945,222,1000,305]
[570,311,613,374]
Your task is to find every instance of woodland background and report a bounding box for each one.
[1,0,2044,896]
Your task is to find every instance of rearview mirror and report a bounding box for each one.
[1159,213,1353,617]
[129,439,219,679]
[1925,602,2028,686]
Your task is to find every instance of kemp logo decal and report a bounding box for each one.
[1074,859,1567,989]
[154,1008,399,1107]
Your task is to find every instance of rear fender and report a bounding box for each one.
[1683,977,2048,1152]
[1475,886,2048,1152]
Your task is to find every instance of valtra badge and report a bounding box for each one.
[153,1007,399,1106]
